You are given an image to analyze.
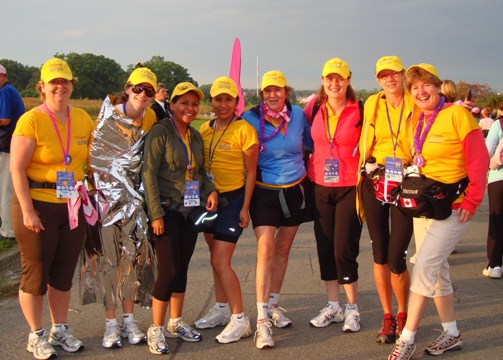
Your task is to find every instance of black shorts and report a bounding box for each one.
[250,183,304,228]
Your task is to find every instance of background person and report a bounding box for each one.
[358,56,416,344]
[88,66,158,349]
[10,57,94,359]
[194,76,258,343]
[483,107,503,279]
[388,63,489,360]
[151,82,171,120]
[0,64,25,240]
[303,58,363,333]
[142,82,218,354]
[479,107,494,138]
[242,70,313,349]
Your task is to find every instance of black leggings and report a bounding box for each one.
[361,176,413,274]
[151,209,199,301]
[313,185,362,284]
[487,181,503,267]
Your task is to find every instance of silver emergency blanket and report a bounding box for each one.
[80,95,157,309]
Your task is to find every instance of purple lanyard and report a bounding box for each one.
[44,103,71,166]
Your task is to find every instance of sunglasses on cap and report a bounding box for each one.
[131,84,155,98]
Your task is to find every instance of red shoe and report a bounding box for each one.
[395,312,407,339]
[376,313,396,344]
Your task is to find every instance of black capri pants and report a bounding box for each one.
[313,184,362,284]
[151,208,199,301]
[361,176,413,274]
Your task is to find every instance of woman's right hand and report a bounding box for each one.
[23,211,45,233]
[151,217,165,236]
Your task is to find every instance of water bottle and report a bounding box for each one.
[364,156,379,174]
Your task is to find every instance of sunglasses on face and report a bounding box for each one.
[131,84,155,97]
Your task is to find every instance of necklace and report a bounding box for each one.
[413,96,445,167]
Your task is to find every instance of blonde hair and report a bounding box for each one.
[440,79,458,102]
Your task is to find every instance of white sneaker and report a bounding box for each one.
[310,304,344,328]
[120,319,146,344]
[27,329,57,360]
[194,304,231,329]
[254,321,274,349]
[49,323,84,352]
[166,319,202,342]
[102,321,121,348]
[342,306,360,332]
[147,325,169,355]
[215,316,253,344]
[483,266,502,279]
[267,306,292,328]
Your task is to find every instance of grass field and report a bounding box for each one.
[23,98,213,130]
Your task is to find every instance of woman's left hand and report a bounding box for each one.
[456,208,474,222]
[205,191,219,211]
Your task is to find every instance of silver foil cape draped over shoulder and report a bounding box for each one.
[80,95,157,309]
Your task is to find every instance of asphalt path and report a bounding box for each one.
[1,194,502,359]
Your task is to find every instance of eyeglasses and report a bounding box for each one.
[378,71,402,80]
[131,84,155,98]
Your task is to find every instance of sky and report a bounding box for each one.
[3,0,502,93]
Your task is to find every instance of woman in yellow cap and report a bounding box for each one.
[11,57,94,358]
[357,55,417,344]
[303,58,363,333]
[88,65,158,350]
[142,82,219,354]
[388,64,489,360]
[193,76,258,344]
[242,70,313,349]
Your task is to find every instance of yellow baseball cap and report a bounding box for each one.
[406,63,440,79]
[322,58,351,79]
[375,56,405,75]
[171,82,204,101]
[127,67,157,91]
[261,70,287,91]
[210,76,238,98]
[40,58,73,83]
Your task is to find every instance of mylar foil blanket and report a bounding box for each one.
[80,95,157,309]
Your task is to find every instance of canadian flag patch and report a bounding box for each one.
[400,198,417,208]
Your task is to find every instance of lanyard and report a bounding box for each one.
[325,105,344,158]
[384,100,404,158]
[208,115,235,172]
[44,103,71,166]
[171,117,194,179]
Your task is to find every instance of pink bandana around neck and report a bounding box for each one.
[264,103,291,123]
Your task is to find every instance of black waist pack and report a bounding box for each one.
[393,174,469,220]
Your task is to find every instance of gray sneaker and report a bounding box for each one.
[194,304,231,329]
[267,306,292,328]
[147,325,169,355]
[166,319,202,342]
[342,306,360,332]
[49,323,84,352]
[310,304,344,328]
[102,321,121,348]
[120,319,146,344]
[27,329,57,360]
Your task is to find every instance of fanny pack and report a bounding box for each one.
[364,166,401,204]
[392,173,469,220]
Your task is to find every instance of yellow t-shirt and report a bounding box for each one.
[418,104,479,184]
[200,118,258,192]
[372,97,414,165]
[13,108,95,203]
[113,105,156,133]
[325,105,341,141]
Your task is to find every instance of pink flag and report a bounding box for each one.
[229,38,244,115]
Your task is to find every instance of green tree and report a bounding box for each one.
[54,53,126,99]
[0,59,39,97]
[199,84,211,103]
[130,56,197,94]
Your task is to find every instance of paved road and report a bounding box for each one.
[1,195,502,359]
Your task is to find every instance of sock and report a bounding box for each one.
[441,320,460,337]
[400,328,416,344]
[216,302,229,312]
[231,312,246,323]
[169,317,182,325]
[346,303,359,312]
[268,293,280,308]
[328,301,340,312]
[123,313,134,323]
[257,303,268,322]
[106,318,118,325]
